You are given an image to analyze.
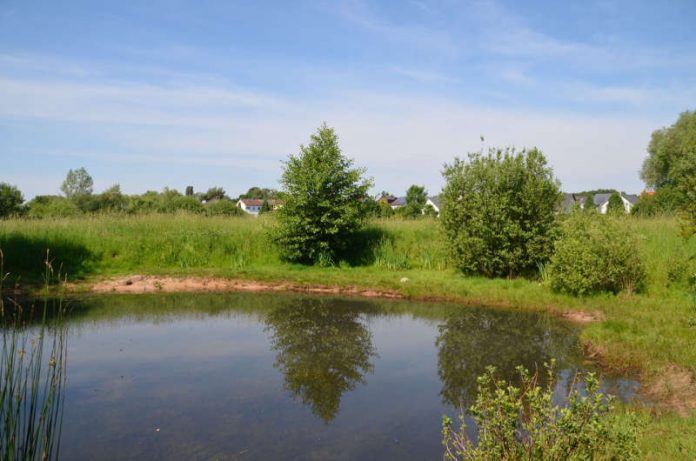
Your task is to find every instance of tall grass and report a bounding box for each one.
[1,251,67,461]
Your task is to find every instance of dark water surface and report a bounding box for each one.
[23,293,638,460]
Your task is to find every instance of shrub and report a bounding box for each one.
[205,198,244,216]
[0,183,24,218]
[274,123,372,265]
[549,213,646,295]
[442,362,641,460]
[26,195,80,218]
[440,147,561,277]
[607,192,625,215]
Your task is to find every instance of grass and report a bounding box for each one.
[1,213,696,458]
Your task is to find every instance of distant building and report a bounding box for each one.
[590,193,639,214]
[560,192,639,214]
[237,198,280,216]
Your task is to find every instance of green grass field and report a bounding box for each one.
[1,213,696,457]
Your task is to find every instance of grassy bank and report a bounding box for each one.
[1,213,696,457]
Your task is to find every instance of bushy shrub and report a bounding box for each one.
[26,196,80,218]
[442,362,641,460]
[205,198,244,216]
[440,147,561,277]
[549,213,645,295]
[0,183,24,218]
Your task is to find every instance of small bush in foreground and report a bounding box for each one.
[549,213,645,296]
[442,362,641,461]
[440,147,560,277]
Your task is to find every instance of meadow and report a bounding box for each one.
[1,213,696,457]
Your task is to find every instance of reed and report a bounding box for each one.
[1,250,67,461]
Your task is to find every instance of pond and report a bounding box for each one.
[5,292,638,460]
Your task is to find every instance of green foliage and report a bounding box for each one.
[204,198,244,216]
[583,193,596,213]
[1,256,67,461]
[0,183,24,218]
[440,147,561,277]
[202,187,226,202]
[87,184,129,213]
[607,192,625,215]
[238,186,278,200]
[631,186,685,217]
[185,186,194,196]
[640,110,696,236]
[259,199,272,214]
[25,196,80,218]
[641,110,696,189]
[549,213,646,295]
[400,185,428,218]
[274,123,373,265]
[442,362,641,461]
[60,167,93,199]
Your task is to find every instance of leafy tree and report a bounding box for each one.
[26,195,80,218]
[440,147,561,277]
[0,183,24,218]
[274,123,373,265]
[90,184,128,213]
[607,192,625,215]
[400,185,427,218]
[583,193,596,213]
[631,186,684,216]
[259,198,272,214]
[641,110,696,233]
[239,186,278,200]
[60,167,93,199]
[641,110,696,189]
[202,186,226,202]
[185,185,194,196]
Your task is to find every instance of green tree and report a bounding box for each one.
[641,110,696,233]
[607,192,625,215]
[583,193,596,213]
[259,198,272,214]
[202,186,226,202]
[60,167,93,199]
[185,185,194,196]
[440,147,561,277]
[641,110,696,189]
[0,183,24,218]
[274,123,373,265]
[400,185,427,218]
[239,186,278,200]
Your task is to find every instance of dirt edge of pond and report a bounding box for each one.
[85,274,694,416]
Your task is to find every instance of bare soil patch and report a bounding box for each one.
[89,275,404,299]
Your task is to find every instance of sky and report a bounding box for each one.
[1,0,695,199]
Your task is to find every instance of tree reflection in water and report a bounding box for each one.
[265,297,377,422]
[436,308,579,408]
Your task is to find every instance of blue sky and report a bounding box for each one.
[1,0,695,199]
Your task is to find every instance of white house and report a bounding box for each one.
[585,193,640,214]
[237,198,279,216]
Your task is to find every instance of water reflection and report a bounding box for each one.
[436,308,579,407]
[265,297,377,422]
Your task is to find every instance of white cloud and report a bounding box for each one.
[1,58,666,197]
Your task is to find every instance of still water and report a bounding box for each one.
[19,293,638,460]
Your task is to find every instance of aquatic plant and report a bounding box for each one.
[1,250,67,461]
[442,361,641,460]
